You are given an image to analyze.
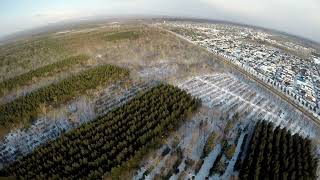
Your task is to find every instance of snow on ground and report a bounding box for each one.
[134,73,320,179]
[0,81,157,167]
[169,158,186,180]
[178,73,319,139]
[0,97,95,166]
[133,107,222,179]
[133,72,320,179]
[138,63,178,79]
[195,144,221,180]
[146,151,171,179]
[133,166,146,180]
[221,132,246,179]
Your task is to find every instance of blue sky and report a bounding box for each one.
[1,0,320,42]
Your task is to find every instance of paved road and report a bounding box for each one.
[164,28,320,128]
[221,58,320,128]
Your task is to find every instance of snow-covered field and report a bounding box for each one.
[195,144,221,180]
[134,73,320,179]
[179,73,319,138]
[138,63,178,79]
[0,81,158,167]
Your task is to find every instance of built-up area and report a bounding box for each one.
[162,22,320,119]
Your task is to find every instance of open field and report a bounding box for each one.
[0,23,216,121]
[0,80,158,166]
[0,84,199,179]
[0,64,129,128]
[160,22,320,127]
[133,73,319,180]
[179,73,319,138]
[0,37,69,81]
[0,24,214,81]
[0,21,319,179]
[0,24,217,102]
[0,55,90,98]
[104,31,142,41]
[0,23,221,170]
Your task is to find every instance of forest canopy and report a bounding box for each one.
[0,54,90,96]
[0,84,200,179]
[240,121,318,180]
[0,64,129,127]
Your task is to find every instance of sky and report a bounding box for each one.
[1,0,320,42]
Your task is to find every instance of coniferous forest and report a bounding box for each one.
[240,121,318,180]
[0,64,129,127]
[0,54,90,96]
[0,84,200,179]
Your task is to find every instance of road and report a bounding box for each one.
[163,27,320,128]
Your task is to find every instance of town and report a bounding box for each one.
[160,22,320,120]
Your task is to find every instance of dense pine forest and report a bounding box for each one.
[0,54,90,96]
[240,121,318,180]
[0,84,200,179]
[0,64,129,127]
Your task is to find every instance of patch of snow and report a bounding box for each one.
[195,144,221,180]
[221,132,246,179]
